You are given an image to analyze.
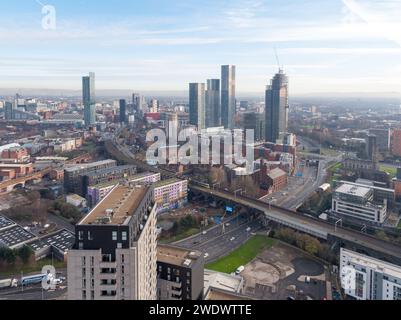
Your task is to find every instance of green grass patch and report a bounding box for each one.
[321,148,340,157]
[380,165,397,178]
[205,235,276,274]
[0,258,66,277]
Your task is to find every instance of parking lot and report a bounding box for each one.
[241,241,328,300]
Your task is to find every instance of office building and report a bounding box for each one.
[4,102,14,120]
[132,93,141,114]
[205,79,220,127]
[119,99,127,124]
[83,72,96,127]
[67,184,157,300]
[221,65,236,129]
[339,180,394,207]
[157,245,204,300]
[332,183,387,224]
[369,128,391,152]
[265,69,289,143]
[366,134,377,161]
[189,83,205,130]
[64,159,117,195]
[243,112,265,142]
[340,248,401,300]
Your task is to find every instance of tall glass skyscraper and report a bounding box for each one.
[4,101,14,120]
[221,65,236,129]
[205,79,220,127]
[119,99,127,124]
[83,72,96,127]
[265,69,289,143]
[189,83,205,130]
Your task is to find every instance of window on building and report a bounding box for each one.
[78,231,83,240]
[122,231,127,241]
[81,256,86,266]
[88,231,94,241]
[82,290,86,299]
[112,231,117,241]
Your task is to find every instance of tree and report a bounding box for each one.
[17,245,33,264]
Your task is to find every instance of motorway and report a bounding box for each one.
[190,185,401,261]
[174,216,262,263]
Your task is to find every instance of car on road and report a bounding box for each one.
[246,227,251,232]
[202,231,207,235]
[225,223,230,227]
[204,253,209,258]
[230,237,235,241]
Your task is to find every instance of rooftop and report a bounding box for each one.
[157,244,202,268]
[0,225,36,248]
[29,229,75,253]
[154,178,185,188]
[64,159,116,173]
[79,184,148,226]
[0,215,16,231]
[85,164,135,178]
[205,287,252,301]
[267,167,287,179]
[335,183,371,198]
[204,269,243,294]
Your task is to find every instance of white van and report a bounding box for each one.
[235,266,245,275]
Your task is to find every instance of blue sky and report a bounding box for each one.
[0,0,400,94]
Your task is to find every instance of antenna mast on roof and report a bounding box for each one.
[274,47,283,73]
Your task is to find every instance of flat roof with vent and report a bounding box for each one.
[335,183,371,198]
[79,184,148,226]
[157,244,202,267]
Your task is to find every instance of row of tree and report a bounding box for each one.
[49,200,82,224]
[0,246,33,266]
[273,227,338,264]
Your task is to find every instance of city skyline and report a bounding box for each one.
[0,0,400,94]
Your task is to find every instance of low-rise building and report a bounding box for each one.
[266,167,287,193]
[86,172,161,207]
[332,183,387,224]
[204,269,244,295]
[28,229,75,261]
[157,245,204,300]
[153,178,188,213]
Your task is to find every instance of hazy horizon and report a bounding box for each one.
[0,0,401,94]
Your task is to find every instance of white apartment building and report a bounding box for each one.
[67,184,157,300]
[340,248,401,300]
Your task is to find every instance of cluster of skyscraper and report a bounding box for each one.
[81,67,289,144]
[189,66,289,144]
[189,65,236,130]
